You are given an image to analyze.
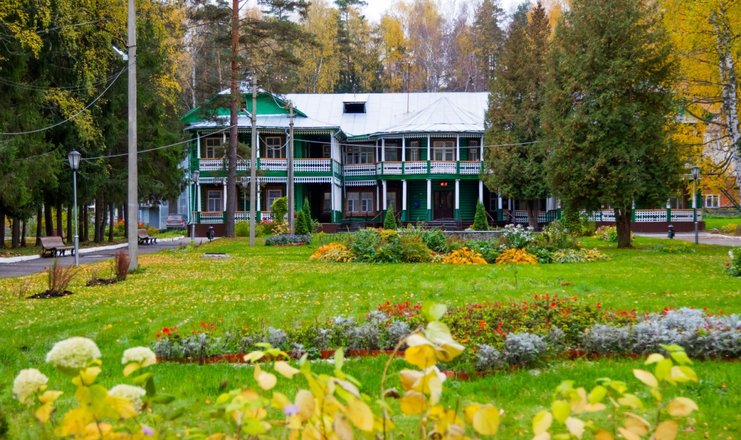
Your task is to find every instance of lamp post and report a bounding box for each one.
[191,169,200,244]
[691,165,700,245]
[67,149,81,266]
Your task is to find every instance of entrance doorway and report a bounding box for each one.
[434,190,454,219]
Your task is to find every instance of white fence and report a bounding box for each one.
[584,209,701,223]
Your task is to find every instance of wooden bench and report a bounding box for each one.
[39,236,75,257]
[137,229,157,245]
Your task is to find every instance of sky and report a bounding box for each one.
[362,0,526,23]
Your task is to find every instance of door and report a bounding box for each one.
[434,190,454,219]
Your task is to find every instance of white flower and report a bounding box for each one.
[122,347,157,367]
[13,369,48,404]
[109,384,147,412]
[46,337,101,371]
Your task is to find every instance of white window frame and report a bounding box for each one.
[705,194,720,209]
[433,140,455,161]
[408,140,420,161]
[360,192,374,213]
[266,189,283,211]
[207,190,223,212]
[385,142,399,162]
[347,192,360,213]
[265,136,285,159]
[468,139,480,161]
[204,138,223,159]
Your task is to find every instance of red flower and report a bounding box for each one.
[550,301,557,308]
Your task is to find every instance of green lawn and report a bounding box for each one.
[704,214,741,232]
[0,236,739,438]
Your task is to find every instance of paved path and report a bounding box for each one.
[0,237,209,279]
[636,232,741,247]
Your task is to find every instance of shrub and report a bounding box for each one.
[562,209,596,236]
[399,234,431,262]
[465,240,501,263]
[309,243,355,262]
[46,259,77,294]
[495,248,538,264]
[726,247,741,276]
[551,248,609,263]
[301,197,313,233]
[537,220,579,249]
[442,247,487,264]
[271,196,288,223]
[349,228,381,262]
[651,243,695,254]
[475,344,505,371]
[582,324,631,355]
[383,208,398,230]
[593,225,618,242]
[500,224,534,249]
[504,332,547,366]
[265,234,311,246]
[294,211,309,235]
[472,201,489,230]
[235,221,250,237]
[420,229,448,253]
[525,245,553,264]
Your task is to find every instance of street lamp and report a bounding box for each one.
[67,149,81,266]
[690,165,700,245]
[191,169,200,243]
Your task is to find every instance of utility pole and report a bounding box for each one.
[249,76,257,246]
[127,0,138,271]
[226,0,239,238]
[287,104,295,232]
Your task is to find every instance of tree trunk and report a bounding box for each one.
[614,207,632,248]
[82,204,89,242]
[0,211,5,248]
[11,217,20,248]
[98,198,107,242]
[55,202,63,239]
[21,219,27,247]
[44,201,53,236]
[94,198,102,243]
[36,205,42,246]
[526,199,540,229]
[67,205,73,245]
[225,0,239,238]
[108,203,115,242]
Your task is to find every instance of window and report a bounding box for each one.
[204,138,224,158]
[266,189,282,211]
[207,190,223,212]
[323,192,332,212]
[705,194,720,208]
[265,137,285,158]
[468,139,481,161]
[407,140,420,161]
[384,142,399,161]
[386,191,397,212]
[433,140,455,161]
[347,191,374,213]
[345,146,375,164]
[343,102,366,113]
[322,145,331,158]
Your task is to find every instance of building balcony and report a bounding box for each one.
[343,160,483,179]
[197,211,273,224]
[198,158,336,175]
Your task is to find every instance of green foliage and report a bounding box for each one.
[472,201,489,231]
[725,247,741,276]
[265,234,311,246]
[465,240,501,263]
[399,235,433,262]
[295,211,310,235]
[383,208,398,230]
[544,0,680,248]
[300,197,313,234]
[235,221,251,237]
[271,197,288,223]
[484,3,551,214]
[420,229,449,253]
[534,220,581,250]
[594,225,619,242]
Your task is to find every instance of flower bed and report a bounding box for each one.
[152,298,739,371]
[265,234,311,246]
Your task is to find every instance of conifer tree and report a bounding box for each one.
[544,0,679,248]
[484,3,550,229]
[473,201,489,231]
[383,208,397,230]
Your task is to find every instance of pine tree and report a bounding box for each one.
[483,3,550,229]
[473,201,489,231]
[383,208,397,230]
[295,210,309,235]
[544,0,679,248]
[301,197,313,234]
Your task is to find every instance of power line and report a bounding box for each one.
[0,65,128,136]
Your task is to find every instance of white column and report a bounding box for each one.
[479,181,484,203]
[401,137,406,162]
[455,179,460,210]
[497,194,503,210]
[381,138,385,162]
[256,130,260,158]
[196,133,201,158]
[382,180,387,210]
[455,135,460,161]
[223,178,227,211]
[479,136,484,160]
[376,185,380,211]
[196,182,201,211]
[257,184,262,211]
[426,179,432,213]
[402,179,407,211]
[427,135,431,161]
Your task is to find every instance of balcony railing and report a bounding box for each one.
[198,211,273,224]
[199,158,331,173]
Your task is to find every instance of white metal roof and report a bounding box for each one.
[285,92,488,138]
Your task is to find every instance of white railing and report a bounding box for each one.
[295,159,331,173]
[199,159,224,171]
[236,160,252,171]
[200,211,223,224]
[584,209,699,223]
[260,158,287,171]
[344,163,377,177]
[634,209,667,223]
[404,161,428,175]
[511,210,552,223]
[459,161,482,175]
[380,162,403,175]
[671,210,701,222]
[430,161,457,174]
[260,212,273,222]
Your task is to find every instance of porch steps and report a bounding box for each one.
[424,220,465,231]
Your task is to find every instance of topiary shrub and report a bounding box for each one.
[383,208,397,230]
[301,197,313,233]
[271,196,288,224]
[295,210,309,235]
[472,201,489,230]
